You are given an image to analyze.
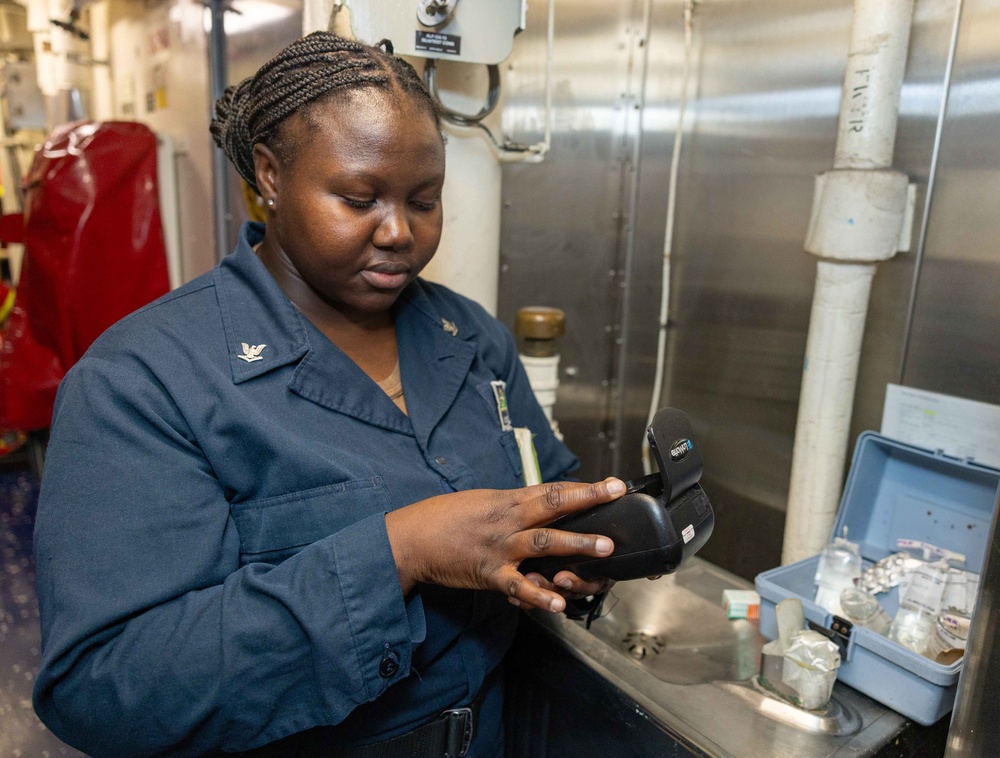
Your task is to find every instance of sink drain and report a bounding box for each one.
[623,630,665,659]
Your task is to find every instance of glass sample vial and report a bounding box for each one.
[839,587,891,634]
[925,612,971,664]
[888,607,935,655]
[814,529,862,616]
[888,559,950,656]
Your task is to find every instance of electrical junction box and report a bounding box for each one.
[347,0,526,65]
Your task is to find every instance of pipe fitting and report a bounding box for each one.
[805,168,916,262]
[515,306,565,358]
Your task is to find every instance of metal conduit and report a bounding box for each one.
[208,0,232,262]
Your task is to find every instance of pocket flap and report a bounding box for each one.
[231,477,387,557]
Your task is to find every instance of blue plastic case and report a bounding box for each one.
[755,431,1000,725]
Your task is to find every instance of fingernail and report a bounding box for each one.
[596,537,613,554]
[549,597,565,612]
[555,577,573,589]
[606,478,626,495]
[508,597,521,607]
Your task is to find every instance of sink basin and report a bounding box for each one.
[589,561,760,685]
[527,557,908,757]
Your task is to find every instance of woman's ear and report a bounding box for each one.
[252,144,280,206]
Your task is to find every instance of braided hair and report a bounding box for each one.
[211,32,443,194]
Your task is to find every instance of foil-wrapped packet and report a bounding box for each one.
[784,630,841,673]
[860,552,924,594]
[780,630,841,710]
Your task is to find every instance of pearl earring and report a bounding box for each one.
[266,198,275,207]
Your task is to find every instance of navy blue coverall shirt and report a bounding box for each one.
[32,222,579,757]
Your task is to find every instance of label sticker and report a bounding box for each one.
[682,524,696,544]
[491,380,513,431]
[415,30,462,56]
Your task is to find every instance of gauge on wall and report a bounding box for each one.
[417,0,458,28]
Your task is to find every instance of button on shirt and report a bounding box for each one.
[32,222,578,757]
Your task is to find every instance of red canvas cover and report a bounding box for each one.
[0,121,170,431]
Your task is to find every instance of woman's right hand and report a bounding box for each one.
[384,478,625,613]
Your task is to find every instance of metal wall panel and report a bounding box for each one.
[901,0,1000,403]
[499,0,996,580]
[620,0,850,579]
[499,0,650,478]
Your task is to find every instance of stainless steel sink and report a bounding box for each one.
[528,557,908,757]
[589,562,760,685]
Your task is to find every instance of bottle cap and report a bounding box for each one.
[515,307,565,340]
[516,307,565,357]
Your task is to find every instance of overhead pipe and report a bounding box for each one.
[782,0,917,564]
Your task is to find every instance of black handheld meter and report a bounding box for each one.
[519,408,715,582]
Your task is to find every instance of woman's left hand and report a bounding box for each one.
[521,570,614,603]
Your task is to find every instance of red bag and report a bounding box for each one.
[0,303,63,431]
[0,121,170,431]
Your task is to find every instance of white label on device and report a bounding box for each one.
[682,524,696,544]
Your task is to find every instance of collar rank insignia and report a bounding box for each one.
[238,343,267,363]
[441,319,458,336]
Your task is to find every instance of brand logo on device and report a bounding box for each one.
[669,438,693,461]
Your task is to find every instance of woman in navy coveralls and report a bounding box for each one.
[31,32,623,758]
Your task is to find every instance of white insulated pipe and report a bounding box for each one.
[515,307,566,440]
[782,0,916,565]
[832,0,915,171]
[301,3,504,316]
[783,261,876,563]
[422,126,501,315]
[89,1,113,120]
[521,354,561,424]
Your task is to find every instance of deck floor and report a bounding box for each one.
[1,467,87,757]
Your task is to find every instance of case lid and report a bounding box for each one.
[832,432,1000,573]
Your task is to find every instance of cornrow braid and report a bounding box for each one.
[210,32,443,194]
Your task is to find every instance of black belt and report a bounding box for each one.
[332,676,490,758]
[334,707,474,758]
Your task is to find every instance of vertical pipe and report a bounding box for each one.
[784,261,876,563]
[832,0,915,171]
[208,0,231,262]
[422,116,501,314]
[89,1,114,120]
[782,0,916,565]
[641,0,695,476]
[157,134,184,290]
[611,0,653,474]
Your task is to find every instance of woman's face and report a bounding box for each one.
[256,88,446,322]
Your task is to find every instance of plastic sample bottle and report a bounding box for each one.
[888,560,948,656]
[814,528,862,616]
[839,587,891,634]
[925,612,971,664]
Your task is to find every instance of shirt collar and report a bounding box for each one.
[214,222,311,385]
[214,223,478,445]
[394,279,481,344]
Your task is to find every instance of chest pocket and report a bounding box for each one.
[230,477,389,566]
[474,381,525,487]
